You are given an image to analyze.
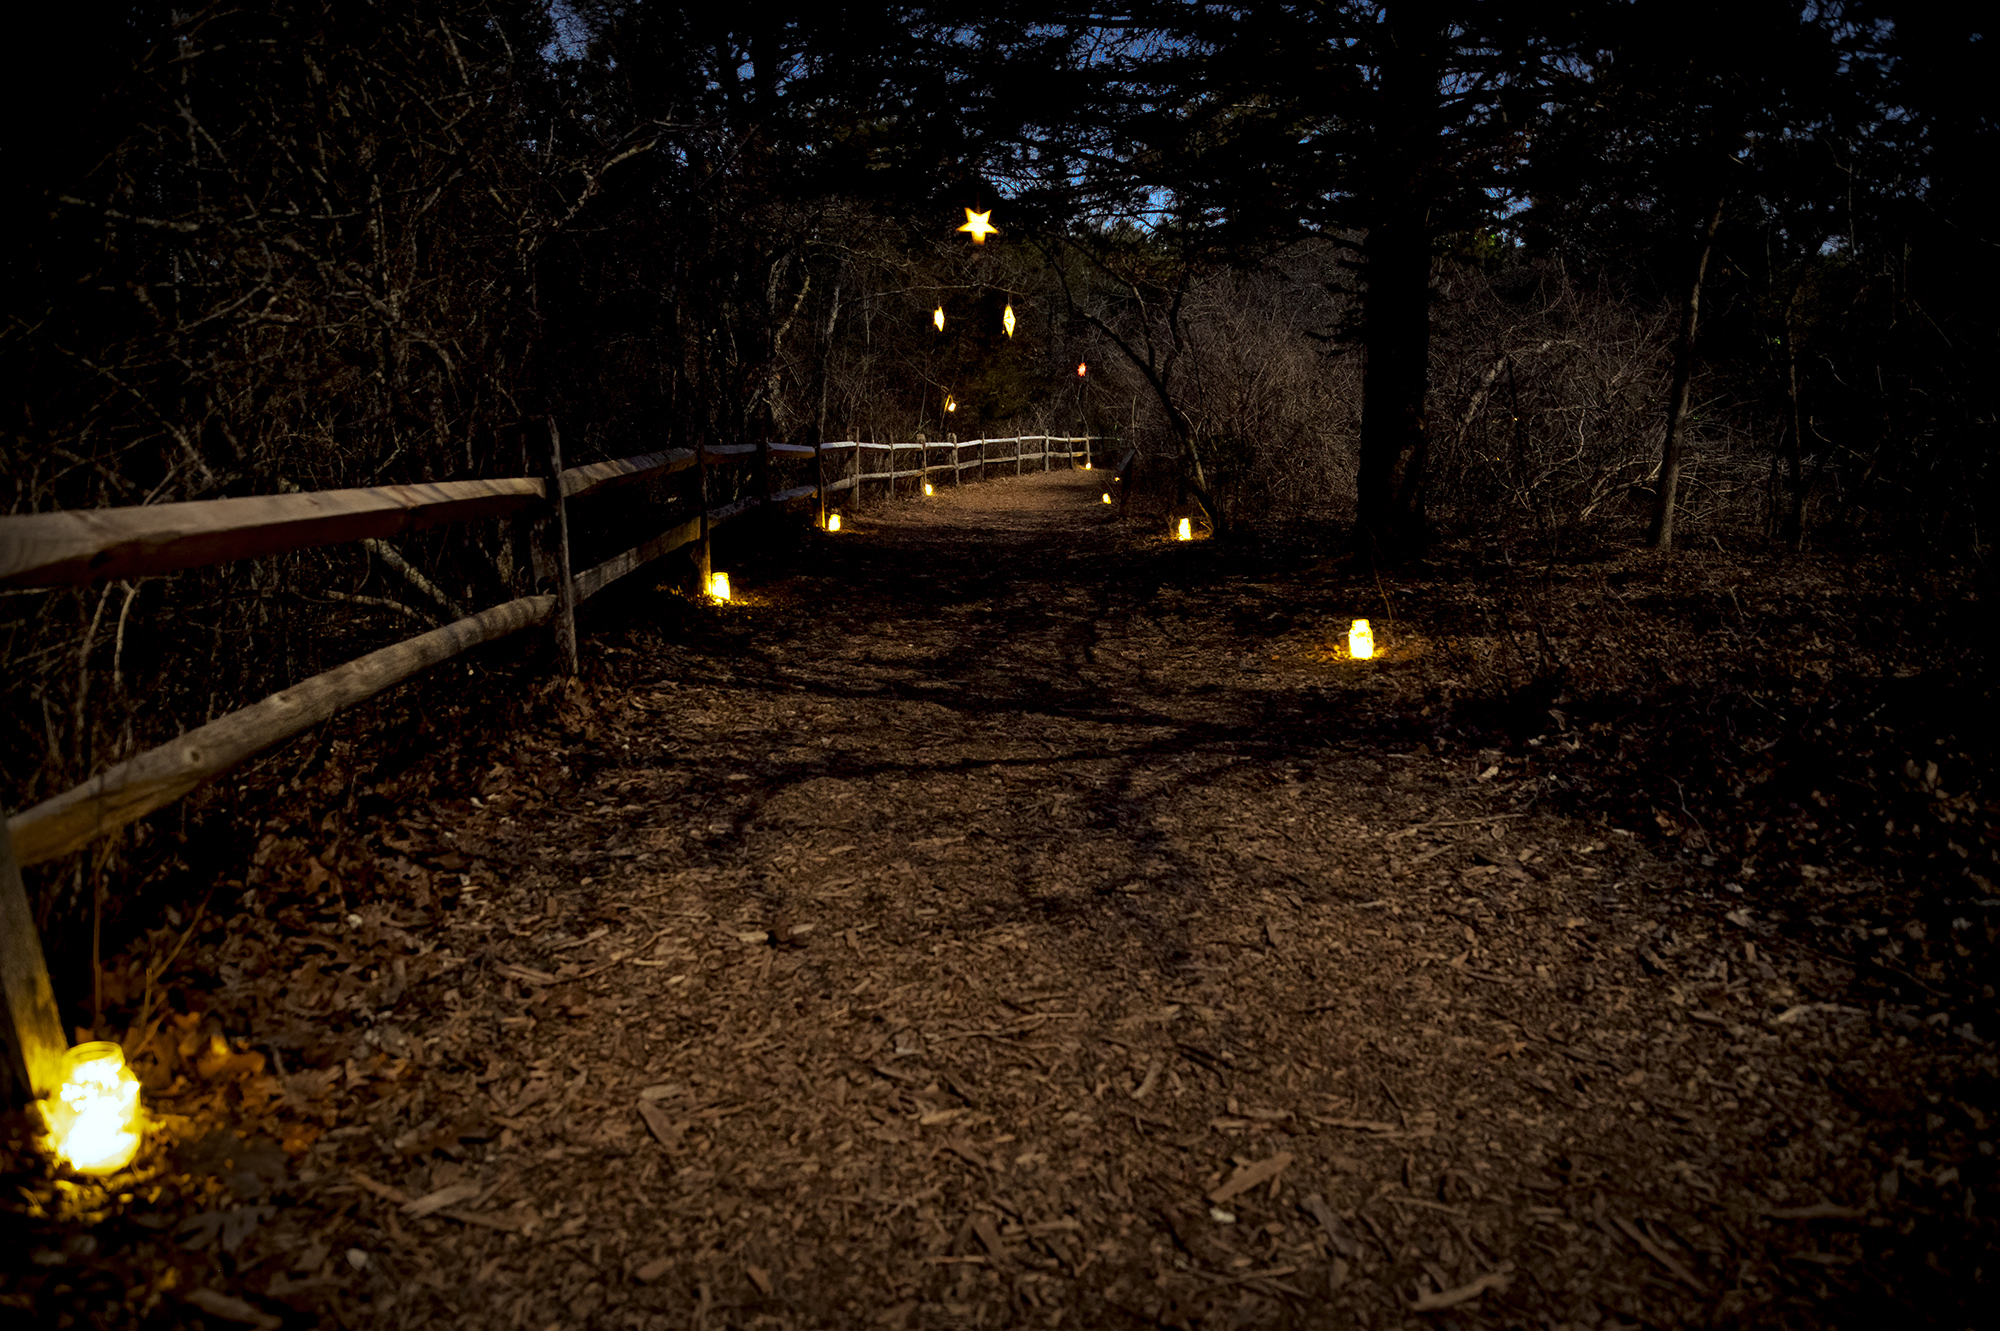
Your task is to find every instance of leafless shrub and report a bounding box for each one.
[1,3,573,925]
[1173,257,1361,524]
[1424,258,1777,548]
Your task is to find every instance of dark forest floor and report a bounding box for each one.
[4,469,1995,1330]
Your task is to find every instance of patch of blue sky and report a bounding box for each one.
[544,0,588,62]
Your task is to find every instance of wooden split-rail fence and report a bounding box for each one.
[0,428,1097,1100]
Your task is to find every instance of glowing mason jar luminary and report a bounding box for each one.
[1102,492,1112,504]
[1349,619,1375,659]
[923,482,935,496]
[1176,517,1192,541]
[826,512,841,532]
[708,572,732,601]
[44,1042,142,1175]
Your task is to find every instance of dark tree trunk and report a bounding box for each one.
[1352,3,1443,566]
[1355,208,1434,563]
[1647,196,1727,550]
[1780,287,1808,550]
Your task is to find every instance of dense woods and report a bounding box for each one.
[4,7,1998,1327]
[3,2,1994,985]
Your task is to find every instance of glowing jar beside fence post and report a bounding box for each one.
[44,1042,142,1175]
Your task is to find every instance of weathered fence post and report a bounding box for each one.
[547,418,579,677]
[815,437,827,529]
[696,437,712,587]
[1,827,66,1101]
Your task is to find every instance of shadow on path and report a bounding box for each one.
[9,469,1983,1331]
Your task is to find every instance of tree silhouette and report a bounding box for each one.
[985,2,1583,560]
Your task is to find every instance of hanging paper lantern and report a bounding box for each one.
[43,1043,142,1176]
[1349,619,1375,660]
[957,207,998,243]
[1003,304,1016,337]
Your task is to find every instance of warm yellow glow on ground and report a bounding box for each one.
[44,1043,142,1175]
[827,513,841,532]
[709,572,731,601]
[1082,461,1091,470]
[924,482,934,496]
[958,208,998,243]
[1102,493,1112,504]
[1176,518,1192,541]
[1349,619,1375,659]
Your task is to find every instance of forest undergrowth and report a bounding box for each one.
[1390,542,1998,1031]
[3,493,1993,1328]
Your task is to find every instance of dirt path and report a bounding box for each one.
[8,471,1986,1329]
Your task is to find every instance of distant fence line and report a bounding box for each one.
[0,428,1095,1098]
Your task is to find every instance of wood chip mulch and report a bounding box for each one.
[4,470,1992,1329]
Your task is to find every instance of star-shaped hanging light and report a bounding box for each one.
[933,305,945,332]
[957,207,998,244]
[1002,304,1016,337]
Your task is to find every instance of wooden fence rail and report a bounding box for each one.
[816,436,1094,497]
[0,430,1094,1097]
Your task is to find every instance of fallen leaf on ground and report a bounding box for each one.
[185,1289,280,1329]
[1411,1270,1510,1312]
[404,1182,483,1217]
[637,1100,682,1148]
[1208,1151,1293,1203]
